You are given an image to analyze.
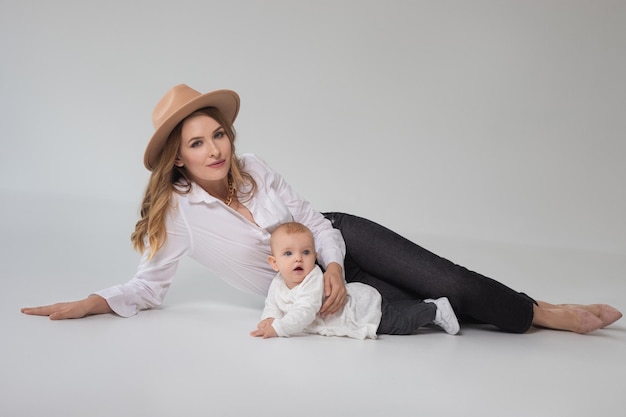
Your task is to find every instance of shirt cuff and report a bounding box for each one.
[91,285,138,318]
[271,320,289,337]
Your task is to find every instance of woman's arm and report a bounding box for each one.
[21,295,113,320]
[247,154,346,271]
[247,155,348,314]
[23,195,191,320]
[276,176,347,315]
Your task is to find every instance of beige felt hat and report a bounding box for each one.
[144,84,240,170]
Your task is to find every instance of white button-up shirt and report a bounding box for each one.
[95,154,346,317]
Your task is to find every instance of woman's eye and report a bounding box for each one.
[191,140,202,148]
[214,130,225,139]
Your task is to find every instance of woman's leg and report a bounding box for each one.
[324,212,535,333]
[324,212,619,334]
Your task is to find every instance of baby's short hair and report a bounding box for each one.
[273,222,311,236]
[270,222,315,252]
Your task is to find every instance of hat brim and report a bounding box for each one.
[144,89,240,170]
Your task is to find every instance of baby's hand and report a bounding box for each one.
[250,327,278,338]
[257,318,274,329]
[250,318,278,338]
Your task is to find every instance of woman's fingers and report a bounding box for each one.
[22,296,112,320]
[320,286,347,316]
[21,302,86,320]
[21,304,63,316]
[49,307,78,320]
[320,267,347,316]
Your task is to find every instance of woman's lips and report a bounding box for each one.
[208,159,226,168]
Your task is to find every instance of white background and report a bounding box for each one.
[1,0,624,253]
[1,1,624,416]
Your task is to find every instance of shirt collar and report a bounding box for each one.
[181,181,221,204]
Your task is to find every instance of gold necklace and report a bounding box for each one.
[224,177,235,207]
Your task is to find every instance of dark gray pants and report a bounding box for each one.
[323,212,535,333]
[377,299,436,335]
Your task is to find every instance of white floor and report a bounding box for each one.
[2,192,624,417]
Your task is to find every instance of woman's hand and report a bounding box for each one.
[21,295,112,320]
[319,262,347,317]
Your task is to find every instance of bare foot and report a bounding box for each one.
[533,306,603,334]
[560,304,622,327]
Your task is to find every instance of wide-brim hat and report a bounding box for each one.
[144,84,240,171]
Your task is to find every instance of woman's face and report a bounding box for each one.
[176,114,232,188]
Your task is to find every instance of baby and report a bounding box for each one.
[250,222,460,339]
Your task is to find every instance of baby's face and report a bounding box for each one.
[270,231,317,289]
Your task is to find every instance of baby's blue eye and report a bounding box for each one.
[303,250,311,255]
[284,251,292,256]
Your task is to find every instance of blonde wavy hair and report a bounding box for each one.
[131,107,256,259]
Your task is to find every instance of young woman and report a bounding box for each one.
[22,84,622,334]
